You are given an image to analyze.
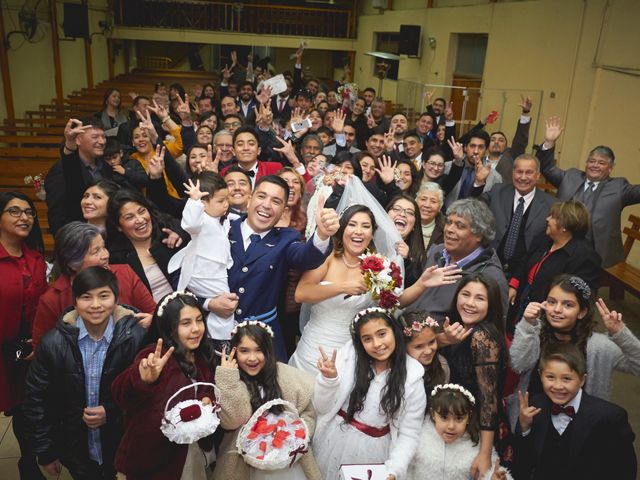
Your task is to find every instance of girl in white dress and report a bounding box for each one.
[312,307,426,480]
[407,384,512,480]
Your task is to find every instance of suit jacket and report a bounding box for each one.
[220,161,284,187]
[492,118,531,183]
[271,95,292,121]
[443,159,502,209]
[237,99,257,119]
[538,146,640,267]
[513,392,637,480]
[227,217,328,321]
[480,185,555,252]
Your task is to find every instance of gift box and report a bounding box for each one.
[339,463,388,480]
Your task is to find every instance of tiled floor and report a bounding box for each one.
[1,288,639,480]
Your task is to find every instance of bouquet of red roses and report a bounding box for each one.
[359,252,403,309]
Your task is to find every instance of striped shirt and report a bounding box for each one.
[77,316,114,465]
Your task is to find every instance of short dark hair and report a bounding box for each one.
[433,97,446,105]
[103,137,123,158]
[132,95,150,108]
[197,96,213,106]
[317,126,333,137]
[223,165,253,185]
[197,110,217,124]
[589,145,615,165]
[539,341,587,377]
[232,125,258,144]
[72,266,119,300]
[79,116,104,131]
[465,129,490,148]
[363,87,376,95]
[193,171,227,200]
[240,81,254,90]
[254,175,289,203]
[403,130,422,142]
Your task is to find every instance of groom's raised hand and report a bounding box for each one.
[315,195,339,241]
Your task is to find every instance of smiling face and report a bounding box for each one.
[366,134,385,158]
[444,214,482,260]
[512,157,540,195]
[78,234,110,271]
[359,317,396,371]
[221,96,239,116]
[308,110,323,131]
[416,115,434,136]
[236,335,266,377]
[585,152,613,182]
[301,138,322,161]
[544,285,586,333]
[76,127,106,158]
[540,359,585,406]
[107,90,121,108]
[188,147,208,173]
[432,99,446,115]
[224,172,251,210]
[396,163,413,191]
[74,286,116,329]
[406,327,438,366]
[279,171,303,207]
[233,132,261,168]
[390,114,408,136]
[363,90,375,105]
[81,186,109,222]
[352,98,366,116]
[214,133,233,162]
[456,281,489,326]
[416,190,442,225]
[197,127,213,145]
[1,198,34,240]
[432,409,469,444]
[424,153,445,180]
[436,124,446,142]
[118,202,153,242]
[177,305,206,352]
[132,127,152,155]
[359,155,376,183]
[341,211,373,257]
[246,181,286,233]
[388,198,416,239]
[240,84,254,102]
[403,136,422,159]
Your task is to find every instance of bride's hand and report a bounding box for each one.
[317,347,337,378]
[342,278,368,296]
[420,265,462,288]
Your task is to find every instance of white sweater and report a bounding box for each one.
[407,418,512,480]
[313,341,426,479]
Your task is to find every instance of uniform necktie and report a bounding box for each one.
[503,197,525,260]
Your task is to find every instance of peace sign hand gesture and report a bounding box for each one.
[317,347,337,378]
[148,145,166,180]
[596,298,625,335]
[447,136,464,162]
[135,109,159,144]
[147,99,169,122]
[175,93,192,123]
[220,347,238,369]
[518,390,542,432]
[139,338,175,384]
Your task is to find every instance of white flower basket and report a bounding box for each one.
[236,398,310,470]
[160,381,221,444]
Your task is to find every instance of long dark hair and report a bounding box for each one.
[155,293,214,378]
[396,158,419,197]
[0,191,44,254]
[277,167,307,235]
[430,385,480,445]
[399,311,446,401]
[231,324,284,413]
[106,189,173,246]
[540,274,595,357]
[386,194,425,282]
[347,310,407,422]
[333,205,376,258]
[102,88,120,110]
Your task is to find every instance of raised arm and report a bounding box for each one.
[537,116,565,187]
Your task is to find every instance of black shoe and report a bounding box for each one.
[17,457,47,480]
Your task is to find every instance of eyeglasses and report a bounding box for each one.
[390,205,416,217]
[426,161,445,170]
[3,207,36,218]
[223,121,242,128]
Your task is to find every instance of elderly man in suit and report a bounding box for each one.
[472,153,555,282]
[205,175,338,359]
[537,117,640,268]
[443,130,502,209]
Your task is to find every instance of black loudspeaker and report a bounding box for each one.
[399,25,421,56]
[63,3,89,38]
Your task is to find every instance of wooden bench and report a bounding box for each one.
[0,147,59,158]
[0,135,61,147]
[603,214,640,299]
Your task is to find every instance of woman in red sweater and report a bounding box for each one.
[0,192,48,478]
[32,221,156,349]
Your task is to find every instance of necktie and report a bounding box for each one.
[279,99,285,112]
[503,197,525,261]
[581,181,595,210]
[246,233,261,252]
[245,169,256,178]
[551,403,576,418]
[458,165,475,199]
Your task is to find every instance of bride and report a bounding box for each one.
[289,179,460,374]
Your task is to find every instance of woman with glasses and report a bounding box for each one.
[0,192,48,479]
[386,194,426,287]
[420,146,448,187]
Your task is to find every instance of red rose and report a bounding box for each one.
[378,289,399,309]
[389,262,403,286]
[361,255,384,273]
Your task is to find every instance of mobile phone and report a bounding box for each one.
[291,118,312,132]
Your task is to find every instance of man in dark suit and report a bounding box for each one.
[271,77,292,122]
[515,342,636,480]
[237,81,257,119]
[206,175,339,359]
[472,153,555,282]
[537,117,640,268]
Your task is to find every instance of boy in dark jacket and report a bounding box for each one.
[103,137,148,191]
[23,267,147,479]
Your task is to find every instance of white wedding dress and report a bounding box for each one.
[289,285,372,375]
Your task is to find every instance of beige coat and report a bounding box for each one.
[213,363,322,480]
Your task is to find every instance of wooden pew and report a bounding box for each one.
[603,214,640,299]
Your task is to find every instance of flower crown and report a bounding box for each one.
[230,320,274,338]
[403,316,439,337]
[353,307,390,325]
[431,383,476,405]
[157,291,198,317]
[568,276,591,300]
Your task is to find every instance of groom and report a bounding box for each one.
[207,175,339,358]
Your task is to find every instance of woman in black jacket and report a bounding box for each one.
[23,267,147,478]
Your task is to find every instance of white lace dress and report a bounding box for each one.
[288,285,372,374]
